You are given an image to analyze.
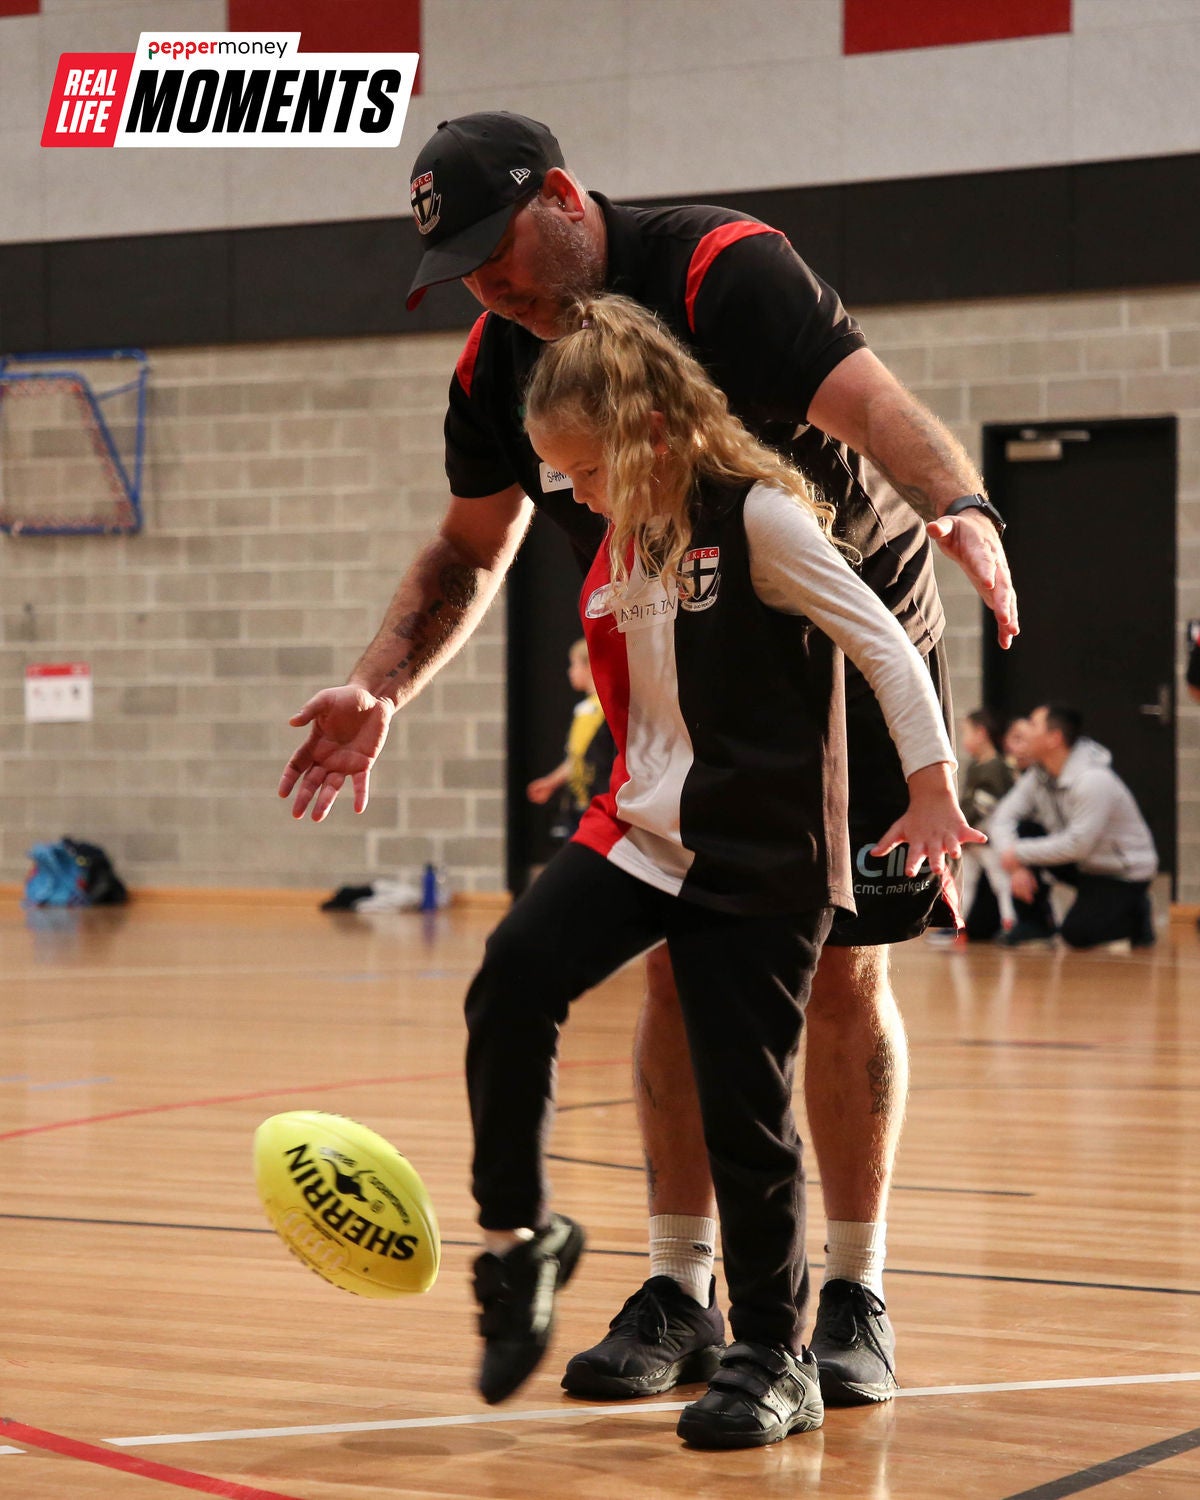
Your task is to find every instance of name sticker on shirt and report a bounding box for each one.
[539,462,574,494]
[614,581,678,634]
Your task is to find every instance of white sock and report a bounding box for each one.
[649,1214,717,1306]
[483,1227,534,1256]
[823,1220,886,1299]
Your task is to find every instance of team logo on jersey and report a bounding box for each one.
[678,546,720,611]
[585,584,616,619]
[410,170,441,234]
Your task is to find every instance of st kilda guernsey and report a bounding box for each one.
[574,480,954,917]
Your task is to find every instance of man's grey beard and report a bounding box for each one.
[526,199,605,339]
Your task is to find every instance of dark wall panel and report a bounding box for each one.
[842,165,1073,304]
[231,217,480,342]
[2,153,1198,353]
[1073,155,1200,292]
[47,231,232,349]
[232,220,410,342]
[0,243,48,351]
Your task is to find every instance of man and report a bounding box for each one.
[991,705,1157,949]
[279,112,1018,1408]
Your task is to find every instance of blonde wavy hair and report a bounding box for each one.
[524,293,846,593]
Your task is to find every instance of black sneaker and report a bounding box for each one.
[561,1275,725,1398]
[472,1213,586,1405]
[676,1341,823,1450]
[810,1279,898,1405]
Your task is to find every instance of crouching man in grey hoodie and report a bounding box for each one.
[990,704,1158,949]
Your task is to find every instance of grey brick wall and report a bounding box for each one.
[0,332,509,895]
[1,287,1197,898]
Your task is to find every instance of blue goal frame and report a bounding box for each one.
[0,347,149,535]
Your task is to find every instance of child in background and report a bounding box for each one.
[958,708,1016,936]
[527,639,614,840]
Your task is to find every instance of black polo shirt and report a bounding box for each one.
[443,192,943,649]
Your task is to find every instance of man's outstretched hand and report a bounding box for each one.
[926,511,1019,650]
[278,685,394,822]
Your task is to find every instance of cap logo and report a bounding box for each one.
[410,170,441,234]
[510,167,531,185]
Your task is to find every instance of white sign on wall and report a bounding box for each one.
[25,662,93,722]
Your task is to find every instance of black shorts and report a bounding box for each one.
[827,636,957,948]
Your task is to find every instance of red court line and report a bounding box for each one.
[0,1418,306,1499]
[0,1057,629,1143]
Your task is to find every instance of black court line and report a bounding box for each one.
[1002,1425,1200,1499]
[556,1097,636,1112]
[547,1150,1033,1196]
[886,1265,1200,1297]
[4,1212,274,1235]
[547,1151,643,1172]
[957,1040,1098,1051]
[4,1214,1200,1298]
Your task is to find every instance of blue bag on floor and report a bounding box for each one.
[25,840,88,907]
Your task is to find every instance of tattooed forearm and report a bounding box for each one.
[865,451,938,522]
[864,396,982,524]
[383,564,482,682]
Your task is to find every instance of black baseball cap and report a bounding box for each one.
[406,112,565,310]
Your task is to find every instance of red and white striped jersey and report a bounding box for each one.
[574,480,953,915]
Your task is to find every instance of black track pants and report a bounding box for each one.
[464,840,831,1351]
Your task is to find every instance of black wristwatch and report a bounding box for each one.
[944,492,1006,536]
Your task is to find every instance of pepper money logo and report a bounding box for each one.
[41,32,417,148]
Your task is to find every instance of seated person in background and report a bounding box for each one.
[990,704,1158,949]
[961,708,1013,827]
[966,712,1055,943]
[527,637,615,840]
[957,709,1016,937]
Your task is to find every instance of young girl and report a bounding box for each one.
[464,294,983,1447]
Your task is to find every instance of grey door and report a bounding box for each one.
[982,417,1177,889]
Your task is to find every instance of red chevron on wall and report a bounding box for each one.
[228,0,421,87]
[845,0,1071,55]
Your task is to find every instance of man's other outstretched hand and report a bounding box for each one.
[279,685,394,822]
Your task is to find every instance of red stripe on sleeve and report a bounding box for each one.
[685,222,782,333]
[454,314,488,398]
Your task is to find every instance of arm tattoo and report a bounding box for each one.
[865,404,978,524]
[383,563,481,681]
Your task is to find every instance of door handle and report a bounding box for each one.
[1138,684,1173,726]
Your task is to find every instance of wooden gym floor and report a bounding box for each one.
[2,898,1198,1499]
